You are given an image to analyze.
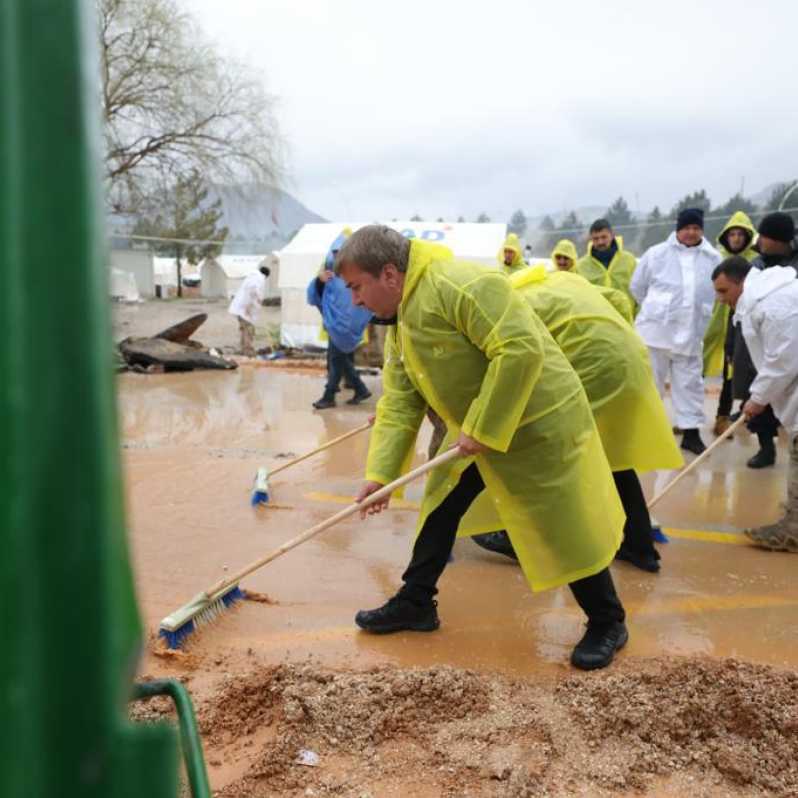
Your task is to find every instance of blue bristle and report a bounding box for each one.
[222,585,245,606]
[159,619,195,650]
[251,490,269,506]
[652,525,669,544]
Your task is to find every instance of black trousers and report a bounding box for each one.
[613,469,656,556]
[323,342,367,398]
[399,463,625,627]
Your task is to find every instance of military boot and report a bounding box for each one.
[745,436,798,552]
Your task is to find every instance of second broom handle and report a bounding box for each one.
[208,446,461,596]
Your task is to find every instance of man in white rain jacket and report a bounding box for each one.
[630,208,721,454]
[712,256,798,551]
[228,263,270,357]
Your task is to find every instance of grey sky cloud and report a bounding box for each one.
[188,0,798,222]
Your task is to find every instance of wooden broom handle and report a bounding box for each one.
[266,421,373,477]
[207,446,461,597]
[647,415,747,511]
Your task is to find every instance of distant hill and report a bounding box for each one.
[109,185,327,253]
[209,184,327,252]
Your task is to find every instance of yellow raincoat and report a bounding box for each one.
[551,239,577,271]
[497,232,526,274]
[575,235,638,314]
[553,240,632,322]
[702,211,758,376]
[367,240,624,592]
[510,266,683,473]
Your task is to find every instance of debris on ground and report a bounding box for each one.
[118,313,237,372]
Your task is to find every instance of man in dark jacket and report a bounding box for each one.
[733,212,798,468]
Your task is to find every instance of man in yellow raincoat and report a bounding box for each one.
[576,219,638,314]
[498,232,526,274]
[553,238,633,321]
[472,266,683,573]
[335,225,629,671]
[702,211,759,437]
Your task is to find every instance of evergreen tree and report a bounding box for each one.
[476,212,491,223]
[508,209,528,237]
[671,189,711,217]
[133,170,228,297]
[641,205,669,251]
[606,196,634,227]
[456,215,466,223]
[410,213,424,221]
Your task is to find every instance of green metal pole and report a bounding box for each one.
[132,681,212,798]
[0,1,178,795]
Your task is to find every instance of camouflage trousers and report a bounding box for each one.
[427,408,447,460]
[745,435,798,552]
[238,317,256,357]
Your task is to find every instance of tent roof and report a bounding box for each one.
[204,254,268,279]
[277,222,507,259]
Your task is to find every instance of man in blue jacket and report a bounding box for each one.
[307,230,374,409]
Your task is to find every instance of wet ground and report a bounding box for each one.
[122,366,798,795]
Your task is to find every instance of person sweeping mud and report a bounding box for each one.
[471,266,684,573]
[713,256,798,551]
[335,225,629,670]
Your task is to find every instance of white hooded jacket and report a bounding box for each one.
[736,266,798,435]
[630,232,721,356]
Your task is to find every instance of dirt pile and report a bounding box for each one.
[132,657,798,797]
[560,657,798,794]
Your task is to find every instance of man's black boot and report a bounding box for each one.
[681,428,707,455]
[312,394,336,410]
[570,621,628,670]
[614,544,660,573]
[747,436,776,469]
[472,531,519,561]
[346,389,373,405]
[355,595,439,634]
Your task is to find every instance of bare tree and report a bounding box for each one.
[99,0,284,213]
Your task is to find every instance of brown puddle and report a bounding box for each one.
[121,367,798,795]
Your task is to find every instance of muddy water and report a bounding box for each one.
[120,367,798,682]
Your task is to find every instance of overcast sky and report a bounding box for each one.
[189,0,797,223]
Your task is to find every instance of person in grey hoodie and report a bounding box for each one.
[712,256,798,551]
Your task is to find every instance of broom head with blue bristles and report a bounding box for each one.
[158,584,245,649]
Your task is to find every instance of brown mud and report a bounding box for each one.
[121,366,798,795]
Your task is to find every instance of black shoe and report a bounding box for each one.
[472,531,519,561]
[614,544,660,573]
[680,429,707,455]
[355,595,439,634]
[747,447,776,469]
[312,396,336,410]
[570,621,629,670]
[346,390,372,405]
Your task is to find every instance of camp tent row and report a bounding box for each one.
[109,253,278,300]
[275,221,508,348]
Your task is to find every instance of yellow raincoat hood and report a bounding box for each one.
[366,239,624,592]
[551,239,577,270]
[716,211,757,259]
[497,232,525,273]
[704,211,759,375]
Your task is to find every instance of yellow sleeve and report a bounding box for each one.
[365,327,427,484]
[442,271,544,452]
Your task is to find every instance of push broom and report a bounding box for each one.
[161,446,461,648]
[251,420,373,505]
[646,414,747,512]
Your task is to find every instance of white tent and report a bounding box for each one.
[200,254,275,299]
[276,221,507,348]
[109,267,140,302]
[109,249,154,297]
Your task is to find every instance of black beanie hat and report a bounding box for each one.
[676,208,704,231]
[757,212,796,243]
